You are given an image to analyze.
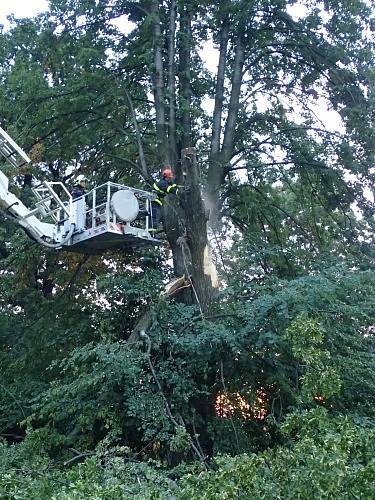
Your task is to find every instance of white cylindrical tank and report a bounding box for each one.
[111,190,139,222]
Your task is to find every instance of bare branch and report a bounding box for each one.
[124,88,150,179]
[178,1,193,150]
[220,360,241,454]
[151,0,169,165]
[167,0,178,167]
[210,14,229,159]
[222,35,246,159]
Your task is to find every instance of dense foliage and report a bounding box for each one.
[1,409,375,498]
[0,0,374,497]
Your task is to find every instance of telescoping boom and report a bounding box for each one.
[0,125,159,253]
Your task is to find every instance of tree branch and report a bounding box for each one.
[178,0,192,150]
[151,0,169,165]
[167,0,178,167]
[221,35,246,159]
[124,88,150,180]
[210,13,229,159]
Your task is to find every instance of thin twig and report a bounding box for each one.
[220,360,241,454]
[140,332,209,468]
[0,383,26,419]
[124,88,150,180]
[191,410,207,462]
[63,451,95,466]
[26,254,90,330]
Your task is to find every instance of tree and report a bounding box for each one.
[0,0,374,474]
[1,0,373,311]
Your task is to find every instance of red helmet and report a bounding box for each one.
[162,168,174,179]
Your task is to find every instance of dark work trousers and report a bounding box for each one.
[150,201,162,231]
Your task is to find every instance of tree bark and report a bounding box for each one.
[151,0,169,166]
[209,15,229,161]
[167,0,178,168]
[221,35,245,159]
[148,2,217,312]
[178,1,192,153]
[124,88,150,180]
[207,32,246,218]
[179,148,216,313]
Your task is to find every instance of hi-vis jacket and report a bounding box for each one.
[152,179,179,206]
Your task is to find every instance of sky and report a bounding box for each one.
[0,0,343,128]
[1,1,371,204]
[0,0,48,27]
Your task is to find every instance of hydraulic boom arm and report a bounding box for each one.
[0,126,74,247]
[0,125,157,252]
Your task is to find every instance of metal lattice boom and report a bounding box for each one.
[0,126,31,168]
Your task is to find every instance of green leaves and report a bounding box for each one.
[170,426,192,454]
[286,315,342,401]
[0,0,374,495]
[180,409,375,499]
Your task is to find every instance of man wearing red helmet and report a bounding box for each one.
[150,167,179,233]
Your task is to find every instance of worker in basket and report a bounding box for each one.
[149,168,179,234]
[71,175,87,200]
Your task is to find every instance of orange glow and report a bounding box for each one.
[215,388,268,421]
[314,394,326,404]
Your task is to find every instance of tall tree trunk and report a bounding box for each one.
[209,15,229,162]
[179,148,217,313]
[221,34,245,160]
[149,1,217,311]
[207,32,246,219]
[207,14,230,224]
[151,0,169,166]
[178,1,192,153]
[167,0,178,168]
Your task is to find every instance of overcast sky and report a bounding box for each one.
[3,0,372,204]
[0,0,345,134]
[0,0,48,27]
